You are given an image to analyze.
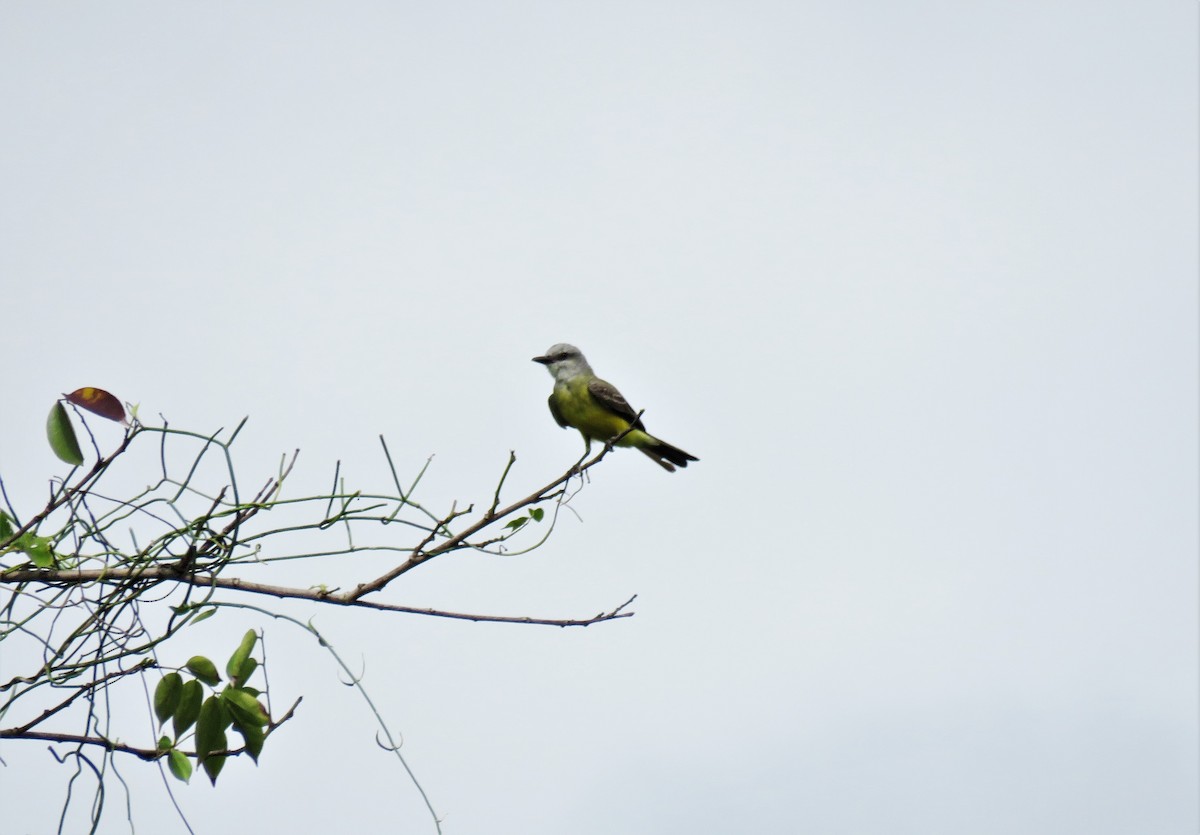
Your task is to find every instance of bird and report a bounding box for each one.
[532,343,698,472]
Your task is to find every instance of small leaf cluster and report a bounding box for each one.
[504,506,545,532]
[153,630,271,785]
[0,512,57,568]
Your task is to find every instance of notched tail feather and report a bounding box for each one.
[639,440,699,473]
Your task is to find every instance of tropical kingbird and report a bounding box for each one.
[532,343,698,472]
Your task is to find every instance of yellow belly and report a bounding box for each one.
[553,379,642,446]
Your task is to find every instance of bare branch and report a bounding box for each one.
[0,565,633,627]
[347,437,625,599]
[0,426,139,553]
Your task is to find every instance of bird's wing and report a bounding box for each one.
[588,378,646,431]
[547,394,569,429]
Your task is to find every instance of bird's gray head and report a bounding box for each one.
[532,343,594,381]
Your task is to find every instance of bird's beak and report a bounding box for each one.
[532,355,551,365]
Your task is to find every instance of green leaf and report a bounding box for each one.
[529,507,545,522]
[157,735,172,751]
[196,695,229,785]
[226,629,257,682]
[203,751,226,785]
[46,401,84,466]
[19,534,55,568]
[190,607,217,625]
[233,717,265,762]
[185,655,221,686]
[0,512,14,541]
[222,687,270,726]
[154,673,183,726]
[167,748,193,783]
[213,696,233,732]
[233,657,258,688]
[505,517,527,531]
[174,679,203,738]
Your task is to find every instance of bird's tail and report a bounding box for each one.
[639,439,699,473]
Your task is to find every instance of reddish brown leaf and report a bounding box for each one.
[65,387,126,423]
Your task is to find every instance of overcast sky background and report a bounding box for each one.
[1,3,1197,833]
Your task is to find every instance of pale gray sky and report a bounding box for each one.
[1,3,1197,833]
